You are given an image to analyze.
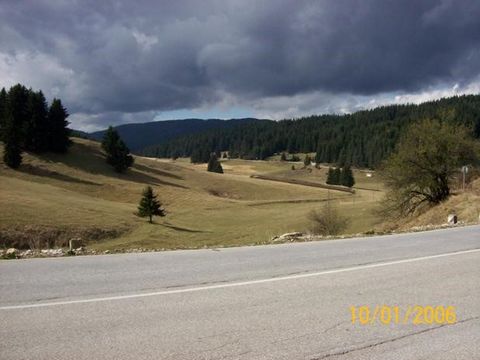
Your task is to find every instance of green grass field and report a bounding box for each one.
[0,138,385,250]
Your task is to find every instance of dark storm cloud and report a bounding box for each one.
[1,0,480,127]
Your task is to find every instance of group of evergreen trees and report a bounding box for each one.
[0,84,70,168]
[142,95,480,169]
[101,126,134,173]
[326,166,355,187]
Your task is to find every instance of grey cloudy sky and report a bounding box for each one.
[1,0,480,131]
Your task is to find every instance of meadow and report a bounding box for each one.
[0,138,385,251]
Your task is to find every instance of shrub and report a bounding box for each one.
[308,202,349,235]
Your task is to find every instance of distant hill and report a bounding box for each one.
[88,118,265,152]
[144,95,480,168]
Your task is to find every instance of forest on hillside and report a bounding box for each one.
[89,118,263,152]
[141,95,480,168]
[0,84,70,168]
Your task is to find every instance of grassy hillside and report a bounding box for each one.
[0,138,384,251]
[383,178,480,231]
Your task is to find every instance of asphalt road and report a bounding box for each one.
[1,226,479,359]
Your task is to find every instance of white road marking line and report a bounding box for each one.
[2,248,479,310]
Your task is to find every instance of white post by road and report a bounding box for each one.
[462,165,469,191]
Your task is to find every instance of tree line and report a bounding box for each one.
[0,84,70,168]
[141,95,480,168]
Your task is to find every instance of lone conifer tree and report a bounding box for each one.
[207,152,223,173]
[47,98,70,153]
[137,186,165,223]
[102,126,134,172]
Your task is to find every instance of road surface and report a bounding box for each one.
[1,226,480,359]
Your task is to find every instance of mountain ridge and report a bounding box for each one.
[87,118,267,152]
[141,94,480,167]
[77,94,480,168]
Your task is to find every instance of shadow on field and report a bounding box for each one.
[133,163,184,180]
[38,142,189,189]
[161,223,209,233]
[128,170,189,189]
[20,164,102,186]
[39,142,112,174]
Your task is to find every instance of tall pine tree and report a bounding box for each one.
[3,108,22,168]
[3,84,29,168]
[24,90,49,153]
[47,98,70,153]
[102,126,134,173]
[102,126,120,155]
[137,186,166,223]
[326,167,335,184]
[341,165,355,187]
